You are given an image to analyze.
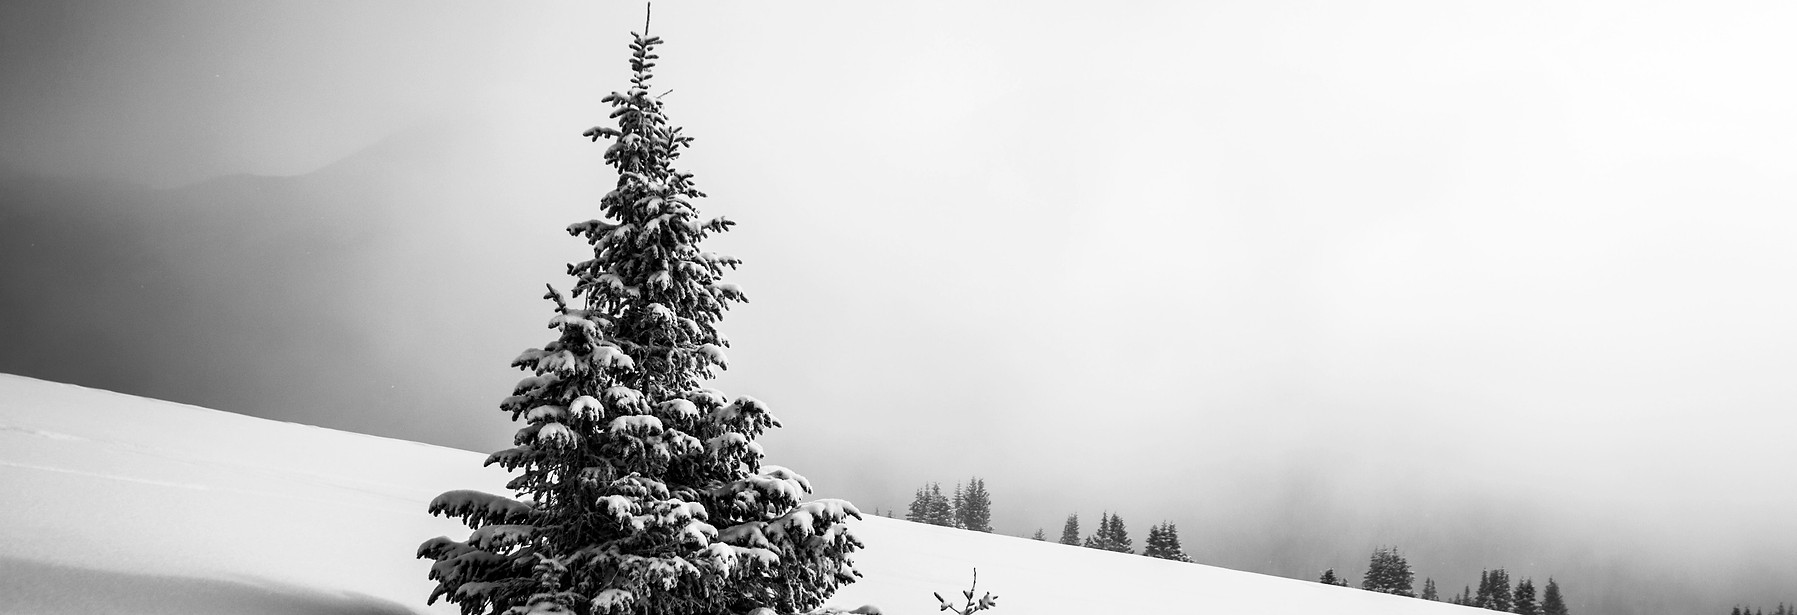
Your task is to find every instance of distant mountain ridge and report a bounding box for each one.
[0,125,557,452]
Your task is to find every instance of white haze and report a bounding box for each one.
[2,2,1795,613]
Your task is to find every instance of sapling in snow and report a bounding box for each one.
[934,568,998,615]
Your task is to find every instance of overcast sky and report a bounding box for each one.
[4,2,1796,613]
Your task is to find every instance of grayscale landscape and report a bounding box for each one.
[3,3,1794,614]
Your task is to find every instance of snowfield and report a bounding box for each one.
[0,374,1480,614]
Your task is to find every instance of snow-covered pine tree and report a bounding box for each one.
[957,478,992,533]
[1319,569,1348,587]
[1360,546,1415,597]
[1058,514,1080,546]
[1421,577,1439,601]
[418,25,861,615]
[1540,578,1568,615]
[1514,578,1539,615]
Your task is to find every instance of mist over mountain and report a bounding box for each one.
[6,2,1797,614]
[0,126,536,448]
[5,126,1794,615]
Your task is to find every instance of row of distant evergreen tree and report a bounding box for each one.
[905,478,994,532]
[1443,569,1568,615]
[897,485,1194,563]
[1731,604,1797,615]
[1040,512,1193,562]
[1319,547,1569,615]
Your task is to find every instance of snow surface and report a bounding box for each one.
[0,374,1483,614]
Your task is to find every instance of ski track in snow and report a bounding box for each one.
[0,426,442,516]
[0,424,85,441]
[0,457,450,520]
[0,459,213,491]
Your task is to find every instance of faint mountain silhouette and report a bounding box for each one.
[0,124,567,449]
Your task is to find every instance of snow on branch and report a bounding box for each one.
[427,490,537,526]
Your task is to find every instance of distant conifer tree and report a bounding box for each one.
[1058,513,1081,546]
[926,483,955,526]
[951,482,965,528]
[1513,578,1539,615]
[1486,569,1514,612]
[1422,577,1439,601]
[906,485,931,523]
[1142,521,1193,562]
[1360,546,1415,597]
[417,21,860,615]
[1476,570,1493,608]
[956,478,993,532]
[1082,512,1110,549]
[1108,513,1133,553]
[1031,528,1046,540]
[1319,568,1349,587]
[905,482,955,526]
[1082,512,1132,553]
[1540,578,1569,615]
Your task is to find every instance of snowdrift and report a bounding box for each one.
[0,374,1479,614]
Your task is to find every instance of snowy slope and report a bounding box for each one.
[0,374,1481,615]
